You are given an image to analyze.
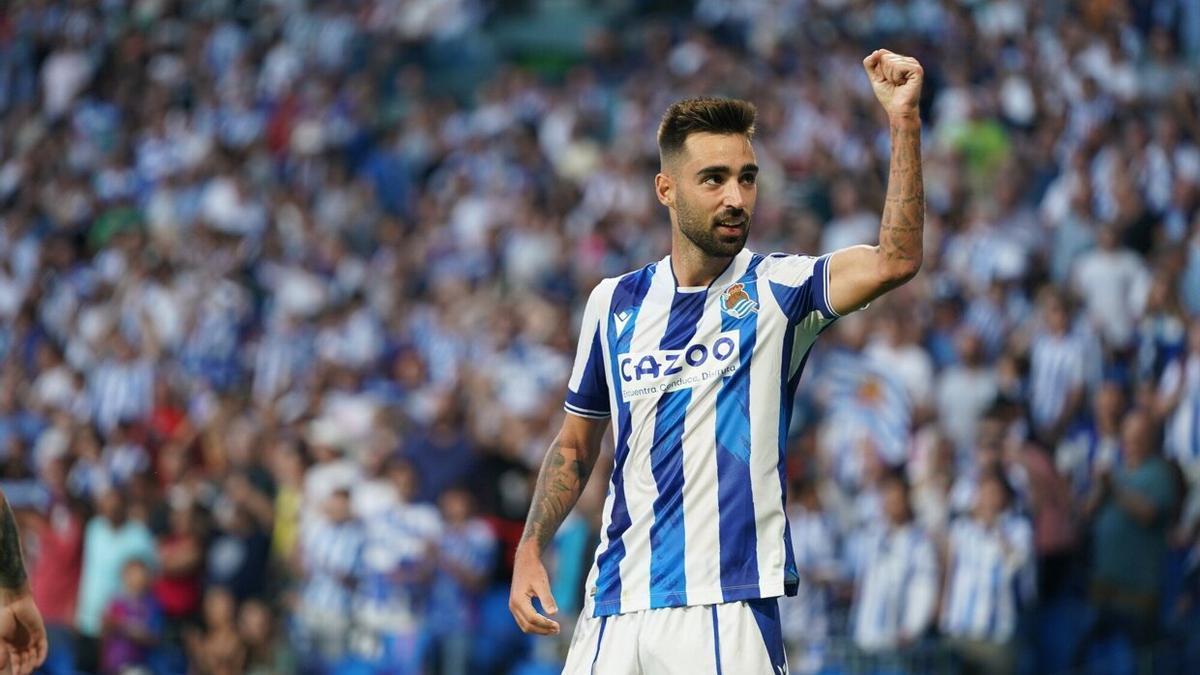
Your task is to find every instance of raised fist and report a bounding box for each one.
[863,49,924,118]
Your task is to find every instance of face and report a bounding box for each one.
[439,489,472,524]
[975,477,1008,521]
[389,461,418,501]
[97,490,124,522]
[658,132,758,259]
[122,561,151,595]
[325,491,352,522]
[204,587,236,627]
[238,601,272,644]
[1121,411,1153,462]
[1095,382,1124,422]
[1043,297,1069,334]
[881,479,910,525]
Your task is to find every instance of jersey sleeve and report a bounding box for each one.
[760,253,864,323]
[564,283,611,420]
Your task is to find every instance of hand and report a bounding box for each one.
[508,546,560,635]
[863,49,924,118]
[0,591,47,675]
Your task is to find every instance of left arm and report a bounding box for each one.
[827,50,925,316]
[0,490,47,675]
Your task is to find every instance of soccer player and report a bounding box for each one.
[509,49,925,673]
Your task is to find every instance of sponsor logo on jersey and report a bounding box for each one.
[617,332,740,400]
[614,308,633,333]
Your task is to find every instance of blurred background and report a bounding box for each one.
[1,0,1199,673]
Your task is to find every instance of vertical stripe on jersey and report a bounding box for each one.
[589,616,608,674]
[749,599,788,674]
[715,254,763,600]
[711,606,724,675]
[680,274,734,606]
[1189,388,1200,464]
[768,267,830,595]
[593,266,655,615]
[647,288,706,607]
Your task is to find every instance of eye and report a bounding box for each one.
[741,173,757,185]
[703,175,722,186]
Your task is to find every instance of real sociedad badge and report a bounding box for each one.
[720,282,758,319]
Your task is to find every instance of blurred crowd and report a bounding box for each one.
[1,0,1200,673]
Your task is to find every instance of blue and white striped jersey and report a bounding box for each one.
[940,513,1034,643]
[849,522,939,651]
[1028,331,1086,433]
[564,249,854,618]
[1160,354,1200,470]
[300,517,366,617]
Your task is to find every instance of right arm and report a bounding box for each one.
[509,413,608,635]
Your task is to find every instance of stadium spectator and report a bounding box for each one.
[849,469,938,655]
[100,558,163,675]
[294,487,363,671]
[27,458,84,675]
[1080,408,1181,660]
[75,490,157,672]
[940,469,1035,675]
[781,478,841,674]
[426,485,496,675]
[239,599,296,675]
[183,587,245,675]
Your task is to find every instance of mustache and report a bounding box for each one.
[713,209,749,226]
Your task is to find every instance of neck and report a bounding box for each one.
[670,231,736,288]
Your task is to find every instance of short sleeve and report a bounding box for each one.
[564,283,611,419]
[761,253,860,323]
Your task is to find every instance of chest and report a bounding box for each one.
[608,288,787,403]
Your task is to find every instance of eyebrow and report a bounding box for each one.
[696,163,759,178]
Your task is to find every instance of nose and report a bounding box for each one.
[722,180,746,210]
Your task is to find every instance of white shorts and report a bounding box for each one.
[562,599,789,675]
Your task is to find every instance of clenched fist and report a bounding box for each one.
[863,49,924,118]
[0,591,47,675]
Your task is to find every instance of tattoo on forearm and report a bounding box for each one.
[520,439,596,553]
[879,117,924,267]
[0,493,27,590]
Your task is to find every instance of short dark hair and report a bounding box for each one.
[657,97,757,163]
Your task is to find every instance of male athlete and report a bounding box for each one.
[510,49,924,673]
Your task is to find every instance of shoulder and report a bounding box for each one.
[757,251,821,276]
[583,262,657,308]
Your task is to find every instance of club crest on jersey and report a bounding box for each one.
[721,282,758,319]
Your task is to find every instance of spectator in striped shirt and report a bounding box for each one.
[426,485,496,675]
[1028,289,1089,447]
[294,487,364,672]
[1135,273,1187,384]
[1157,317,1200,536]
[781,478,841,674]
[1057,379,1126,503]
[850,469,939,655]
[354,458,441,673]
[941,469,1035,675]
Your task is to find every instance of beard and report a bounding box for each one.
[676,194,751,259]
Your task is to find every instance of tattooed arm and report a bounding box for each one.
[0,493,27,593]
[509,413,608,635]
[826,50,925,315]
[0,490,47,674]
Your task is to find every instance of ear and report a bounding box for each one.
[655,172,673,208]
